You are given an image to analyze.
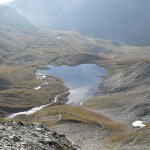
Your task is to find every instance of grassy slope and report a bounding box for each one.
[0,64,68,108]
[14,104,127,133]
[0,117,5,123]
[108,125,150,148]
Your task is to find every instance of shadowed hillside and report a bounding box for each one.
[0,6,36,32]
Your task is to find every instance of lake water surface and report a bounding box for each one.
[37,64,106,104]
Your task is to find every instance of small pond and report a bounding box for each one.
[37,64,106,104]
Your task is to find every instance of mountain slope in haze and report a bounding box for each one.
[0,6,36,32]
[0,6,149,64]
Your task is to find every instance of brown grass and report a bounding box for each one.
[0,117,6,123]
[84,93,136,109]
[108,124,150,145]
[21,104,127,133]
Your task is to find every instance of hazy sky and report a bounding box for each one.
[0,0,14,4]
[1,0,150,45]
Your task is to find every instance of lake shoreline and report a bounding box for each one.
[38,63,106,104]
[6,63,106,119]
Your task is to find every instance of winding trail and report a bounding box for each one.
[7,91,69,119]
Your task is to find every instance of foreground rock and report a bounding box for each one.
[0,121,77,150]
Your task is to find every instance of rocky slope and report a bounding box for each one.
[0,121,77,150]
[84,61,150,150]
[119,125,150,150]
[85,61,150,127]
[0,6,36,32]
[99,61,150,94]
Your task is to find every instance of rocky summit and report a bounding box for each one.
[0,121,77,150]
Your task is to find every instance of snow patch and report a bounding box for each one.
[132,120,146,128]
[57,37,60,39]
[36,73,46,79]
[34,81,49,90]
[34,86,41,90]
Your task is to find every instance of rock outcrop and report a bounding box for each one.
[99,61,150,94]
[0,121,77,150]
